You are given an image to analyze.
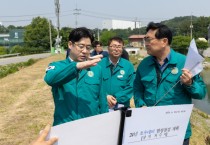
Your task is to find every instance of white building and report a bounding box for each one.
[102,19,141,30]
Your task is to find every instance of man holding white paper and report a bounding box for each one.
[134,22,206,145]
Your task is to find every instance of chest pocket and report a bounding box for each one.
[164,75,183,93]
[141,75,156,87]
[84,77,101,98]
[117,76,127,86]
[141,75,156,97]
[85,77,100,85]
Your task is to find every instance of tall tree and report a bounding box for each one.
[100,30,116,45]
[0,25,8,33]
[193,16,210,38]
[59,27,72,49]
[24,17,56,50]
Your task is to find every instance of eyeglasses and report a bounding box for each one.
[109,45,123,49]
[144,37,157,43]
[73,43,93,51]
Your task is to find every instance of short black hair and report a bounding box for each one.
[68,27,94,43]
[92,41,102,48]
[108,36,124,46]
[146,22,172,45]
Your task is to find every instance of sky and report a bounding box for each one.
[0,0,210,29]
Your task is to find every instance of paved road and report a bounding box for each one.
[0,53,51,66]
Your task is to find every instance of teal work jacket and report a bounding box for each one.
[134,49,206,139]
[99,57,135,107]
[44,58,108,126]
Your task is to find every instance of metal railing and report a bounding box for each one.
[0,53,21,58]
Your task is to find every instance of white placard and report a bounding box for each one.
[122,104,193,145]
[48,111,121,145]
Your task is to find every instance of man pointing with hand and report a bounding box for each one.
[44,27,108,126]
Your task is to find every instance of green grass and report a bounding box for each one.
[0,58,37,79]
[205,57,210,62]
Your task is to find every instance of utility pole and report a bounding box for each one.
[48,19,52,51]
[208,24,210,44]
[73,4,81,28]
[134,17,137,29]
[97,29,100,41]
[55,0,60,38]
[54,0,62,53]
[190,14,193,40]
[134,17,141,34]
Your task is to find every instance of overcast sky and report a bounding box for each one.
[0,0,210,29]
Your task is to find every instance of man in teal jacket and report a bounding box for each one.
[44,27,108,126]
[99,36,135,110]
[134,22,206,145]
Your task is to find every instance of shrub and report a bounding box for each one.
[0,59,37,79]
[0,46,7,55]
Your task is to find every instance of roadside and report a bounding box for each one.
[0,53,51,66]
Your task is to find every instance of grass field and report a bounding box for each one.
[0,54,209,145]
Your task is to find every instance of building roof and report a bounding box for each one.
[129,35,145,39]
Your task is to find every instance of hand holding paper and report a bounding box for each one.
[180,68,193,86]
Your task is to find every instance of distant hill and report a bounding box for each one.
[138,16,210,38]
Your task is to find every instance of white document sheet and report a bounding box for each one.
[48,111,121,145]
[122,104,193,145]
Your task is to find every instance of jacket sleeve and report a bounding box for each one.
[183,74,207,99]
[44,61,79,86]
[133,66,147,107]
[114,64,135,105]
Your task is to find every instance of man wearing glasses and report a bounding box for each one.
[44,27,108,126]
[134,22,206,145]
[99,36,135,111]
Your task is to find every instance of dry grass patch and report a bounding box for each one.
[0,54,64,145]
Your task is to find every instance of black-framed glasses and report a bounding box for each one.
[73,43,93,51]
[109,45,123,49]
[144,37,157,43]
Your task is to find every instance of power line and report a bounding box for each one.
[0,8,172,26]
[73,3,81,28]
[0,13,54,18]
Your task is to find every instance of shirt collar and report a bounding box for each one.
[109,57,120,67]
[68,56,74,62]
[153,53,170,65]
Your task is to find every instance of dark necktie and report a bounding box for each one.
[110,64,114,75]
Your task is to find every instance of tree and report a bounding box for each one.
[196,39,209,55]
[171,36,191,54]
[100,30,116,45]
[193,16,210,38]
[7,25,16,30]
[196,40,208,50]
[24,17,57,50]
[59,27,72,49]
[0,25,8,33]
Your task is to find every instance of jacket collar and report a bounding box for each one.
[105,57,123,68]
[147,48,178,66]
